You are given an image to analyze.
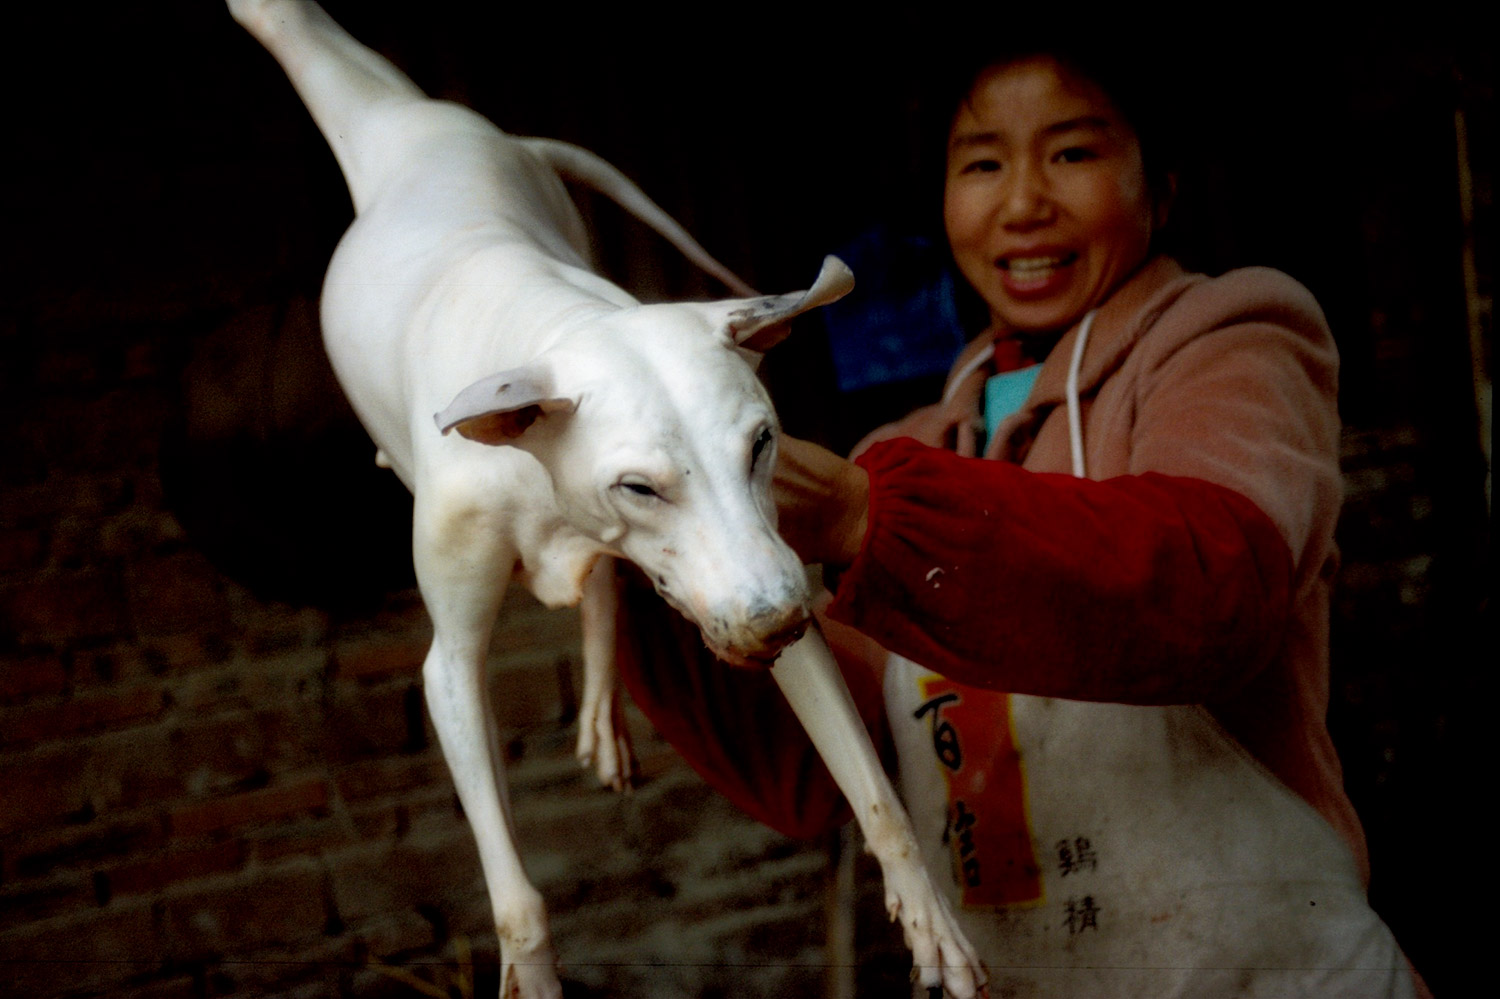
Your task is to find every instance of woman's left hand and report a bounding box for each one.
[772,435,870,569]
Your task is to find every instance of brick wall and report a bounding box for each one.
[0,255,897,999]
[0,308,855,998]
[2,5,1488,997]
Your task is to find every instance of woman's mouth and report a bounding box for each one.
[997,252,1078,296]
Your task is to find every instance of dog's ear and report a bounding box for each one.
[725,255,854,353]
[434,367,577,445]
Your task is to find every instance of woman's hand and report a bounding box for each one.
[772,435,870,569]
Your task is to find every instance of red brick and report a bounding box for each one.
[334,636,428,680]
[160,859,329,957]
[106,839,247,898]
[321,680,421,763]
[98,508,190,561]
[366,591,429,633]
[4,815,165,881]
[157,714,269,798]
[359,909,438,959]
[237,603,331,659]
[485,660,566,730]
[0,569,130,646]
[48,516,105,570]
[230,705,320,776]
[169,778,330,838]
[86,725,190,813]
[0,683,165,748]
[139,633,234,677]
[333,754,451,803]
[122,340,164,383]
[57,387,168,473]
[126,554,231,637]
[196,930,360,998]
[0,900,160,997]
[0,651,68,704]
[0,875,97,932]
[247,816,358,864]
[327,830,484,927]
[407,780,470,824]
[111,974,199,999]
[0,469,130,524]
[348,801,402,842]
[0,744,93,835]
[33,345,105,389]
[169,652,320,714]
[491,603,582,662]
[68,644,139,686]
[0,527,47,574]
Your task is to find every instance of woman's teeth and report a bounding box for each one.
[1003,254,1073,272]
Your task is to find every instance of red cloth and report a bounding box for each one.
[827,438,1294,704]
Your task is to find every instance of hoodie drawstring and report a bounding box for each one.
[1066,310,1096,479]
[949,308,1096,474]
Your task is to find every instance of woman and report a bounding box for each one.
[620,42,1429,998]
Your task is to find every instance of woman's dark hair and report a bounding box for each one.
[901,26,1183,331]
[917,29,1181,209]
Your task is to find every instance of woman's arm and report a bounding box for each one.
[818,440,1294,703]
[796,271,1338,704]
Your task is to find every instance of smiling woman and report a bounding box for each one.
[617,34,1435,999]
[943,56,1165,344]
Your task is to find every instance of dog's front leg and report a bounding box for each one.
[772,630,987,999]
[575,557,636,790]
[414,493,561,999]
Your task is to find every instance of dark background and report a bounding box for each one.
[2,2,1489,995]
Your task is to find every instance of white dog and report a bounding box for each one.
[227,3,985,996]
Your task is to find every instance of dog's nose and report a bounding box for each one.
[745,600,810,654]
[704,599,809,669]
[759,613,809,655]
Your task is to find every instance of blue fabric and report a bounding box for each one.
[984,365,1041,442]
[820,226,968,392]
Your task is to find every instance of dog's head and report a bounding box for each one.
[433,256,854,667]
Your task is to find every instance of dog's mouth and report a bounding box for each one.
[717,647,780,670]
[709,615,809,671]
[651,573,809,669]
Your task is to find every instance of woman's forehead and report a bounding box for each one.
[951,56,1125,141]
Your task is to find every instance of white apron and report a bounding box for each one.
[884,656,1416,998]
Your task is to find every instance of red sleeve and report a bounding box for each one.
[613,565,890,840]
[824,437,1294,704]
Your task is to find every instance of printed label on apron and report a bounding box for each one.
[914,673,1042,907]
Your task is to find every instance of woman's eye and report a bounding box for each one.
[1055,146,1098,164]
[960,158,1001,175]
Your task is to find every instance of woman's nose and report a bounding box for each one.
[999,163,1054,229]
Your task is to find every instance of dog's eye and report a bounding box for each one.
[615,479,660,501]
[750,427,773,470]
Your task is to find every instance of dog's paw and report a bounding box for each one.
[574,692,637,792]
[498,949,564,999]
[880,852,988,999]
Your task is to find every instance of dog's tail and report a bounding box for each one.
[518,138,758,298]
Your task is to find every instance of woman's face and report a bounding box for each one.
[944,56,1166,337]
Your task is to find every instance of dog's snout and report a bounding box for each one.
[749,600,809,645]
[712,599,809,667]
[759,611,809,653]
